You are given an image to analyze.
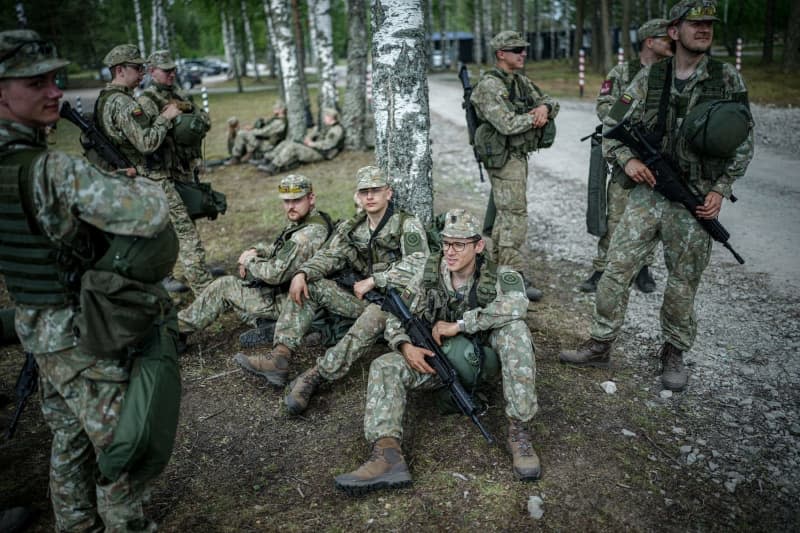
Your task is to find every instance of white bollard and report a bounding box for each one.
[618,46,624,65]
[735,38,742,72]
[201,86,209,113]
[579,49,585,98]
[75,96,83,116]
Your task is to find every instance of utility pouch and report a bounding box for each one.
[586,135,608,237]
[474,123,509,169]
[174,179,227,221]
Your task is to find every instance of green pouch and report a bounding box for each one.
[474,123,509,169]
[435,334,500,415]
[538,118,556,149]
[586,136,608,237]
[97,308,181,486]
[174,179,228,221]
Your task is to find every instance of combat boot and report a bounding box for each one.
[334,437,412,495]
[238,318,276,348]
[660,343,688,391]
[507,419,541,481]
[579,270,603,293]
[224,156,241,166]
[234,344,291,386]
[240,151,253,163]
[285,365,324,415]
[162,276,189,293]
[558,338,613,368]
[635,266,656,293]
[257,162,278,175]
[522,276,543,302]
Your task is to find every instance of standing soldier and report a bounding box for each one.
[227,100,287,165]
[139,49,215,296]
[334,209,540,495]
[235,166,429,415]
[579,19,673,294]
[560,0,754,392]
[470,31,559,302]
[0,30,177,530]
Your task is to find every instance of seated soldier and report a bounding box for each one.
[258,107,345,175]
[178,175,332,347]
[226,116,239,156]
[235,166,429,417]
[334,209,540,495]
[227,100,287,165]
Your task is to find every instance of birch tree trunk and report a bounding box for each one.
[241,0,261,80]
[290,0,313,127]
[573,0,585,66]
[226,9,244,93]
[483,0,493,63]
[309,0,337,117]
[621,0,631,58]
[784,0,800,72]
[222,10,233,71]
[151,0,160,53]
[371,0,433,224]
[262,0,279,79]
[473,0,483,65]
[271,0,307,141]
[134,0,146,57]
[343,0,368,150]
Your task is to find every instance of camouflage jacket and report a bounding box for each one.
[596,59,642,122]
[298,208,429,291]
[307,123,345,158]
[252,116,287,145]
[96,83,173,176]
[245,209,330,286]
[0,119,170,355]
[384,256,529,351]
[603,55,754,199]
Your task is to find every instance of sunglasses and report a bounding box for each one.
[0,39,56,65]
[501,46,526,55]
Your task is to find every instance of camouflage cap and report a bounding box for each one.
[103,44,145,68]
[669,0,719,23]
[355,165,388,190]
[278,174,313,200]
[227,116,239,126]
[637,18,671,41]
[322,107,340,121]
[441,209,481,239]
[489,31,529,53]
[0,30,69,79]
[147,49,176,70]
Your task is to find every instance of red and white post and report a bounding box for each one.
[735,38,743,72]
[579,49,585,98]
[618,46,624,65]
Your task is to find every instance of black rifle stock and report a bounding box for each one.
[603,119,745,265]
[381,287,494,444]
[59,101,133,170]
[458,64,485,182]
[6,352,38,439]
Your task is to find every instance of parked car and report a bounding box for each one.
[177,67,203,89]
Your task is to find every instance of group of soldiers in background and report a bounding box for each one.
[0,0,754,529]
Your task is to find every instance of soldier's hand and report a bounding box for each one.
[529,105,549,128]
[400,343,436,374]
[237,249,258,278]
[119,167,137,178]
[353,277,376,300]
[624,158,656,187]
[289,272,310,306]
[431,321,459,346]
[161,103,182,121]
[696,191,723,219]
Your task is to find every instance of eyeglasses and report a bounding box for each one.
[681,4,716,19]
[442,239,479,252]
[357,186,387,196]
[501,46,526,55]
[0,39,56,65]
[123,63,145,72]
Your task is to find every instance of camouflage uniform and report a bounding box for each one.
[0,31,173,530]
[138,50,213,294]
[231,115,287,159]
[470,34,559,273]
[270,109,345,170]
[595,55,754,350]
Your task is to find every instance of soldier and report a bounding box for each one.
[235,166,430,415]
[334,209,540,495]
[470,31,559,302]
[579,19,673,294]
[138,49,215,296]
[559,0,754,392]
[0,30,176,530]
[177,174,332,346]
[226,116,239,156]
[258,107,345,175]
[227,100,287,165]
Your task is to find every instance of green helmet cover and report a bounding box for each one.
[681,100,752,159]
[435,334,500,415]
[94,225,179,284]
[172,113,209,147]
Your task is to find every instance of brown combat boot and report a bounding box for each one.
[233,344,291,386]
[284,365,324,415]
[334,437,412,495]
[507,419,541,481]
[558,338,613,368]
[660,342,688,392]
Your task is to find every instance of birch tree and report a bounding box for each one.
[483,0,493,63]
[262,0,279,79]
[472,0,483,65]
[241,0,261,80]
[134,0,147,57]
[371,0,433,224]
[785,0,800,72]
[600,0,613,72]
[309,0,338,117]
[342,0,368,150]
[272,0,307,142]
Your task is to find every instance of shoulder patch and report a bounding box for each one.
[499,271,524,293]
[620,93,633,104]
[131,107,144,117]
[599,79,613,96]
[403,232,424,253]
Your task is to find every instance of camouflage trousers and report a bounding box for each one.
[35,347,154,532]
[162,179,213,295]
[593,177,655,272]
[591,184,712,351]
[489,154,528,273]
[271,141,323,169]
[363,320,538,442]
[231,130,276,158]
[177,275,285,333]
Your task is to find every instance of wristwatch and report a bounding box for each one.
[457,319,466,332]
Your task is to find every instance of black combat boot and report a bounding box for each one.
[522,276,543,302]
[660,343,688,391]
[508,419,541,481]
[558,338,614,368]
[234,344,291,386]
[257,162,278,175]
[284,365,324,415]
[635,266,656,293]
[162,276,189,293]
[238,318,276,348]
[579,270,603,293]
[334,437,412,495]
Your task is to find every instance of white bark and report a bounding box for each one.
[222,11,233,72]
[241,0,261,80]
[473,0,483,64]
[483,0,493,63]
[309,0,337,114]
[343,0,368,150]
[371,0,433,224]
[134,0,146,57]
[262,0,279,79]
[271,0,306,142]
[151,0,159,53]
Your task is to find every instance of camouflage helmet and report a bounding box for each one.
[0,30,69,79]
[669,0,720,23]
[489,31,529,54]
[278,174,313,199]
[637,19,671,41]
[147,49,176,70]
[103,44,145,68]
[355,165,388,190]
[441,209,481,239]
[680,100,752,159]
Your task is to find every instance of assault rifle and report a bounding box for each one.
[458,64,484,182]
[604,119,745,264]
[381,287,494,444]
[59,101,133,170]
[334,270,385,305]
[6,352,38,439]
